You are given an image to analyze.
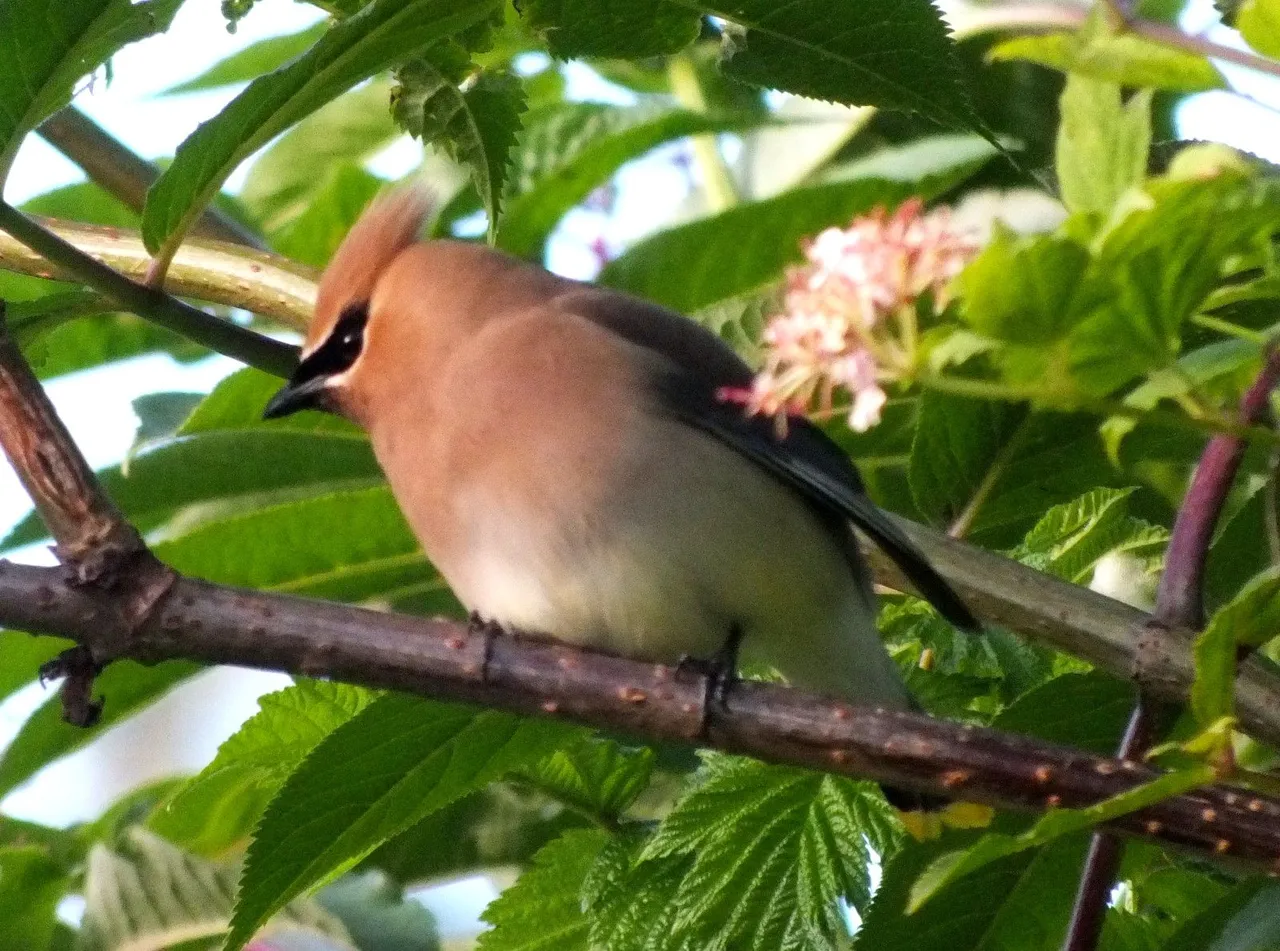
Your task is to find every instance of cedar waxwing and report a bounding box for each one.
[263,189,981,817]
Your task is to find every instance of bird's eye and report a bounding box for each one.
[295,301,370,382]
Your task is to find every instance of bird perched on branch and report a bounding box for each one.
[263,188,983,829]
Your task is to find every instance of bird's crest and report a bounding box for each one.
[307,186,434,355]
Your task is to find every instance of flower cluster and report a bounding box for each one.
[726,199,978,432]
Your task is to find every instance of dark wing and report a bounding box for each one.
[561,286,980,632]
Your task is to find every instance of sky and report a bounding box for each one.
[3,0,1280,935]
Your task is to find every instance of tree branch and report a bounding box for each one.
[0,203,297,376]
[0,218,314,329]
[37,108,266,250]
[5,220,1280,751]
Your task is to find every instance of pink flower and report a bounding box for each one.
[728,200,977,432]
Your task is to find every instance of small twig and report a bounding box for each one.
[0,202,297,376]
[1064,346,1280,951]
[37,108,266,250]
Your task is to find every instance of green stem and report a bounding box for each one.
[919,373,1280,448]
[0,202,297,377]
[666,53,739,212]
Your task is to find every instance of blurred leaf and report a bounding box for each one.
[856,830,1089,951]
[22,181,138,227]
[1100,338,1261,461]
[143,0,503,257]
[499,104,770,258]
[240,81,400,233]
[0,0,182,179]
[392,61,526,240]
[703,0,978,131]
[80,827,352,951]
[908,763,1214,913]
[270,163,385,268]
[956,230,1091,348]
[1239,0,1280,58]
[515,737,654,822]
[992,671,1135,755]
[226,695,575,950]
[990,25,1223,92]
[1013,488,1167,585]
[1162,879,1280,951]
[1191,566,1280,726]
[909,391,1026,527]
[518,0,699,58]
[317,870,439,951]
[24,314,201,381]
[476,828,606,951]
[1056,75,1151,216]
[4,370,380,550]
[126,391,205,470]
[0,845,66,951]
[162,23,330,95]
[152,681,374,855]
[601,136,993,312]
[635,754,900,946]
[0,660,199,798]
[0,632,69,706]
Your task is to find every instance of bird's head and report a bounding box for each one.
[263,186,566,426]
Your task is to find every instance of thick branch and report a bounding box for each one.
[0,204,298,375]
[37,108,266,250]
[4,561,1280,868]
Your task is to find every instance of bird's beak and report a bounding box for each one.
[262,372,332,419]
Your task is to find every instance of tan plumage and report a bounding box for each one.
[267,188,975,712]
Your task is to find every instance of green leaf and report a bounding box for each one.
[1013,488,1167,585]
[909,392,1026,528]
[1056,75,1151,217]
[0,0,182,181]
[151,681,374,855]
[499,104,769,258]
[517,0,699,58]
[907,763,1214,913]
[238,80,400,233]
[583,835,693,951]
[477,828,607,951]
[992,671,1136,756]
[857,831,1090,951]
[225,695,575,951]
[601,135,994,313]
[1162,879,1280,951]
[693,0,978,131]
[392,61,526,240]
[0,632,70,706]
[142,0,503,258]
[956,230,1092,347]
[636,755,900,947]
[22,180,139,228]
[81,827,351,951]
[4,370,381,550]
[316,870,439,951]
[1239,0,1280,58]
[0,660,199,798]
[1191,566,1280,726]
[515,737,654,822]
[989,27,1224,92]
[162,23,330,95]
[270,163,386,268]
[0,845,66,951]
[126,391,205,470]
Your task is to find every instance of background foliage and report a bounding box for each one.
[4,0,1280,948]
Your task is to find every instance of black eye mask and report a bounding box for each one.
[262,301,369,420]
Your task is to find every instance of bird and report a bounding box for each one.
[263,188,983,824]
